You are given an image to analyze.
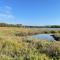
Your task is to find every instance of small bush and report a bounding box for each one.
[43,31,48,34]
[50,30,56,33]
[58,31,60,33]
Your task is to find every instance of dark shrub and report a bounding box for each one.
[50,30,56,33]
[58,31,60,33]
[43,31,48,34]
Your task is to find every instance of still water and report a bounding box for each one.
[31,34,54,40]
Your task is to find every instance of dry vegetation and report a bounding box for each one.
[0,27,60,60]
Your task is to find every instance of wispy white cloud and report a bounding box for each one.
[0,5,15,21]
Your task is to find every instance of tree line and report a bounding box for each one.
[0,23,60,28]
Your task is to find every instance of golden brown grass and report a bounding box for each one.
[0,27,60,60]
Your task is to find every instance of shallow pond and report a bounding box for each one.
[31,34,54,40]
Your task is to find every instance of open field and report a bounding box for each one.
[0,27,60,60]
[0,27,60,36]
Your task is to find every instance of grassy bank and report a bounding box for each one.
[0,36,60,60]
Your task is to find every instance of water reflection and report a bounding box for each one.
[32,34,54,40]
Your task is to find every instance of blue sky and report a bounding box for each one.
[0,0,60,26]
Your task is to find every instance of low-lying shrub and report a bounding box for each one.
[50,30,56,33]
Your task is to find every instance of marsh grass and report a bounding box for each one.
[0,36,60,60]
[0,27,60,60]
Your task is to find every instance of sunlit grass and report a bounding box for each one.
[0,27,60,60]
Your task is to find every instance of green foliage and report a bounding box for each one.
[58,31,60,33]
[50,30,56,33]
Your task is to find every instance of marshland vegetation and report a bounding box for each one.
[0,23,60,60]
